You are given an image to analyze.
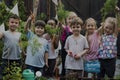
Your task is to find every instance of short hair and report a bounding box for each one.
[70,17,83,26]
[34,20,46,28]
[9,14,20,20]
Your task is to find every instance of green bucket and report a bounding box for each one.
[22,69,35,80]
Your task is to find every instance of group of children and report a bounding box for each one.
[0,10,120,80]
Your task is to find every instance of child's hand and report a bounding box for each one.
[44,63,49,71]
[68,51,73,57]
[115,6,120,13]
[45,62,49,68]
[28,12,35,22]
[74,54,81,60]
[28,15,33,21]
[53,65,58,72]
[44,33,50,40]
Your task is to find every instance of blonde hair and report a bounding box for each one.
[104,17,118,36]
[68,11,77,18]
[84,18,97,29]
[85,18,97,35]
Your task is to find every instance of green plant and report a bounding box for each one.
[29,36,42,56]
[3,62,23,80]
[36,76,47,80]
[18,21,28,52]
[37,12,47,20]
[57,1,69,22]
[12,0,27,21]
[115,75,120,79]
[45,25,60,35]
[101,0,118,21]
[116,8,120,28]
[0,1,10,25]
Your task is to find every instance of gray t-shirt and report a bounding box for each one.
[25,31,48,68]
[2,30,21,59]
[64,34,89,70]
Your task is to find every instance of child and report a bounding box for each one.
[0,14,21,76]
[24,15,48,74]
[60,11,77,76]
[43,19,59,78]
[83,18,101,78]
[64,17,89,78]
[98,17,117,79]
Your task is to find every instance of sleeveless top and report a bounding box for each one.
[2,31,21,59]
[98,34,117,59]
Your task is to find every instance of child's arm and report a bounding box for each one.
[44,51,48,67]
[97,23,104,35]
[53,58,58,72]
[24,15,33,32]
[64,37,74,57]
[51,34,59,49]
[0,32,4,39]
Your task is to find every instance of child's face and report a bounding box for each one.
[71,23,81,35]
[35,26,45,36]
[47,20,56,28]
[86,21,96,34]
[104,22,114,35]
[66,15,77,26]
[8,18,19,31]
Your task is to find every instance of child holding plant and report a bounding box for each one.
[43,18,59,78]
[64,17,89,78]
[0,14,22,76]
[98,17,117,79]
[24,15,48,75]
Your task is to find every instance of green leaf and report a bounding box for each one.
[45,25,60,35]
[101,0,118,21]
[29,36,42,56]
[57,2,69,22]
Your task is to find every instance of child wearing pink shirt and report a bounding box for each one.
[84,18,102,78]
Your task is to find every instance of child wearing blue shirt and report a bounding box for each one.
[24,15,48,75]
